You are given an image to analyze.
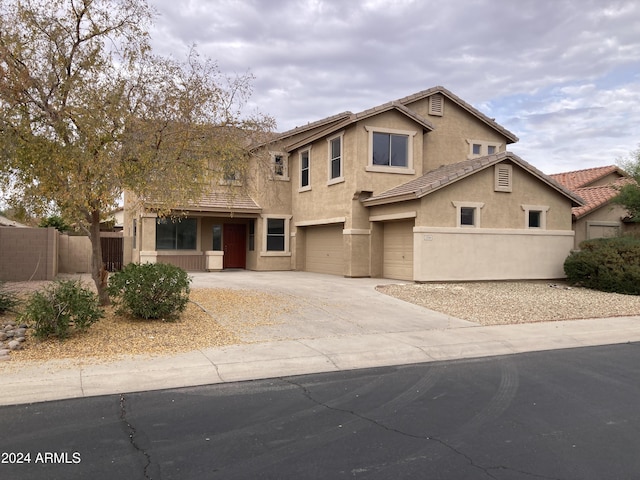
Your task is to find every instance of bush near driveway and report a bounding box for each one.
[107,263,191,321]
[564,236,640,295]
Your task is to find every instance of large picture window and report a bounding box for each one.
[373,132,408,167]
[365,126,416,174]
[156,218,197,250]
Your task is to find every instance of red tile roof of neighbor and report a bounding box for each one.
[550,166,634,219]
[571,178,634,219]
[549,165,625,190]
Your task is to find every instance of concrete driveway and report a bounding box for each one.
[189,270,475,342]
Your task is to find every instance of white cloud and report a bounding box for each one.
[147,0,640,174]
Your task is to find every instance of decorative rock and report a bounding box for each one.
[15,328,26,337]
[0,332,6,341]
[0,349,10,356]
[7,340,21,351]
[16,337,25,343]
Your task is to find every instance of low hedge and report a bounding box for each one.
[564,236,640,295]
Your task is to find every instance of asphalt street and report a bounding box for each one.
[2,343,640,480]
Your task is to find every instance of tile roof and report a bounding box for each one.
[284,101,435,152]
[191,191,261,212]
[362,152,584,207]
[572,178,633,219]
[549,165,624,190]
[396,86,519,144]
[550,165,634,218]
[272,85,517,150]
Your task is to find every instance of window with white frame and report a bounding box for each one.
[522,205,549,229]
[299,148,311,191]
[365,126,416,174]
[453,201,484,228]
[467,140,502,159]
[262,215,292,255]
[328,133,344,184]
[271,152,289,180]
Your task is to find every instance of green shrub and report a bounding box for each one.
[564,236,640,294]
[0,282,19,315]
[21,280,104,339]
[107,263,191,320]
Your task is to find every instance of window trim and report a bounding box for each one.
[327,132,344,185]
[299,147,312,192]
[467,139,502,159]
[452,201,485,228]
[271,152,289,181]
[521,205,549,229]
[261,214,292,256]
[365,126,416,174]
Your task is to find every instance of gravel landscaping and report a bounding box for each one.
[1,277,639,365]
[377,281,640,325]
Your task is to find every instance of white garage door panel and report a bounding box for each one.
[383,221,414,280]
[305,224,344,275]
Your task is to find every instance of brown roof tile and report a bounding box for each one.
[362,152,583,207]
[188,190,261,213]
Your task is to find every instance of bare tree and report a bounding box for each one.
[0,0,274,304]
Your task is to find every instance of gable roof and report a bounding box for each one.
[283,101,435,152]
[272,85,517,151]
[571,179,632,219]
[362,152,584,207]
[396,86,519,144]
[549,165,627,190]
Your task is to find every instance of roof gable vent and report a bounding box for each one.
[429,94,444,116]
[495,163,513,192]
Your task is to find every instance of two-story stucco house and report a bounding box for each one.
[124,86,583,281]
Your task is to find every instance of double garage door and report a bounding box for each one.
[304,224,344,275]
[303,220,414,280]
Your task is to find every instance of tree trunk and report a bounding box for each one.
[89,210,110,306]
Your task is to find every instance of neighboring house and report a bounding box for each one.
[125,86,583,281]
[550,166,633,247]
[0,215,28,228]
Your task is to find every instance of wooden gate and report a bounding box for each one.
[101,236,123,271]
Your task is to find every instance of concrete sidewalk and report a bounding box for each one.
[2,271,640,406]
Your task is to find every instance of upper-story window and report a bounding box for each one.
[365,126,416,174]
[328,133,344,185]
[468,140,502,159]
[299,148,311,192]
[271,152,289,180]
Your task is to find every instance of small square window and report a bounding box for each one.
[472,144,482,155]
[529,211,542,228]
[460,207,475,226]
[488,145,496,155]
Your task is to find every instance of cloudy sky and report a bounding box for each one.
[147,0,640,174]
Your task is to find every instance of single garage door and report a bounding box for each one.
[305,224,344,275]
[383,220,414,280]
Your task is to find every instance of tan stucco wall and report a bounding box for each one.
[418,162,573,230]
[404,96,511,172]
[413,227,575,281]
[573,203,628,247]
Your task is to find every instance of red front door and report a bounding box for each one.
[223,224,246,269]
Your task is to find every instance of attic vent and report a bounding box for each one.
[429,94,444,116]
[495,164,512,192]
